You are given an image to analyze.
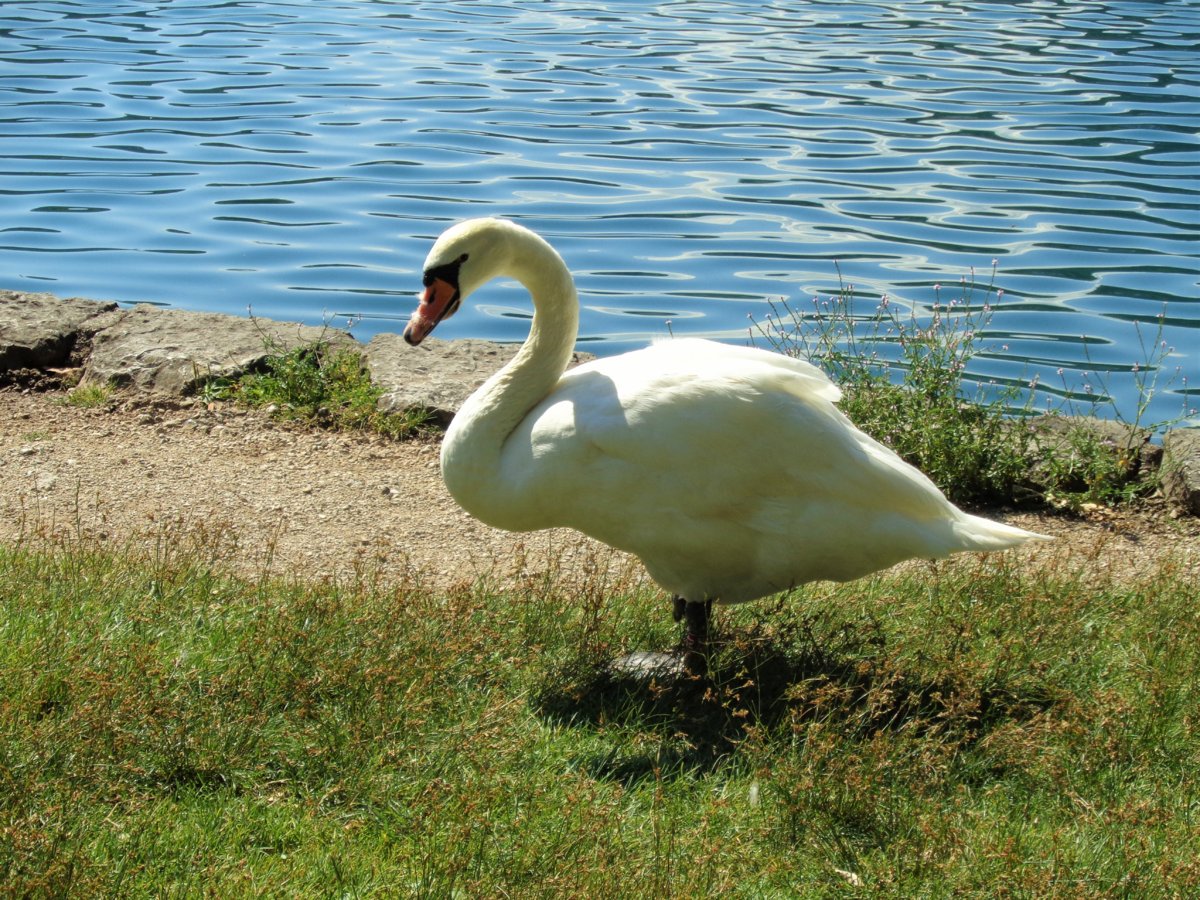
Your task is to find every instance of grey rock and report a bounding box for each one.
[84,304,357,397]
[366,335,518,425]
[366,333,594,425]
[0,290,119,373]
[608,651,686,681]
[1163,428,1200,516]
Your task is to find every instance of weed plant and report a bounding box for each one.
[1,528,1196,896]
[752,268,1177,509]
[201,326,429,439]
[61,383,113,410]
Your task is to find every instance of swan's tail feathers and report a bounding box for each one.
[954,513,1051,552]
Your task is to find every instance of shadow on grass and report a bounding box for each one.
[532,611,1058,784]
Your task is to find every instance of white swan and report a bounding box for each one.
[404,218,1046,657]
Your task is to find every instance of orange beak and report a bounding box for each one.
[404,277,459,346]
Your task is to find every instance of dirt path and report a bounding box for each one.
[2,388,1196,589]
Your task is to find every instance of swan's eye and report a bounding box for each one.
[424,254,468,290]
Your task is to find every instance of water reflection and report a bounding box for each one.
[0,0,1196,425]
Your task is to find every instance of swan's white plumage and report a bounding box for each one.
[408,218,1047,607]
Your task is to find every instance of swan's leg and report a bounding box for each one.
[672,595,687,623]
[671,595,709,644]
[680,599,712,676]
[682,599,711,646]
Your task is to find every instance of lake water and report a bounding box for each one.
[2,0,1197,426]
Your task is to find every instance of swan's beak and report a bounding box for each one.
[404,277,460,346]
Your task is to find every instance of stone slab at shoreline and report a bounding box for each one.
[1,288,1197,515]
[0,289,590,424]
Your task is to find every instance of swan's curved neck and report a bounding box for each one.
[440,227,578,526]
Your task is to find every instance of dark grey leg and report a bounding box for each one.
[680,599,712,676]
[683,599,711,647]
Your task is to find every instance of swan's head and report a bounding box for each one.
[404,218,518,346]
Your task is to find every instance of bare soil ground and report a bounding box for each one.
[2,388,1196,591]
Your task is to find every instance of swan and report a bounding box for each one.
[404,218,1047,664]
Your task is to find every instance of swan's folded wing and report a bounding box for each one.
[519,341,950,534]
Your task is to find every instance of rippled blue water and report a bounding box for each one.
[2,0,1197,425]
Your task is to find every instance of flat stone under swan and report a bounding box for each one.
[403,217,1048,666]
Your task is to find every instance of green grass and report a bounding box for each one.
[201,334,430,439]
[60,382,113,409]
[3,529,1197,897]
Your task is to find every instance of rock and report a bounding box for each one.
[366,335,517,425]
[366,333,594,425]
[83,305,357,397]
[0,290,119,375]
[608,650,686,681]
[1163,429,1200,516]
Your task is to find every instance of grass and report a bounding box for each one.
[751,267,1184,510]
[200,331,431,439]
[2,526,1197,897]
[61,382,113,409]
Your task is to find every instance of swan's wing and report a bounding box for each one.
[639,338,843,403]
[508,339,1041,602]
[558,339,934,507]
